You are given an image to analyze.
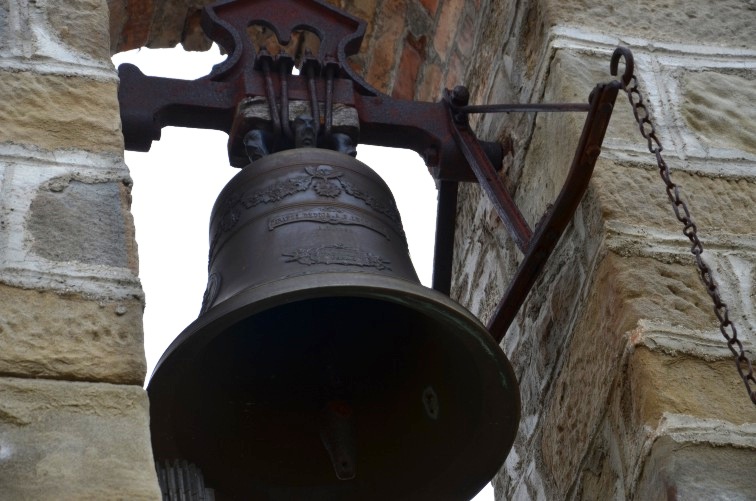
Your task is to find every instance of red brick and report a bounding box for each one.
[349,0,378,15]
[444,49,465,89]
[417,63,442,102]
[344,0,379,40]
[456,13,475,57]
[391,35,426,100]
[432,0,464,60]
[365,0,407,92]
[419,0,439,16]
[118,0,154,51]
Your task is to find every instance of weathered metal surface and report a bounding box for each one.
[117,0,504,180]
[148,149,520,499]
[117,2,632,496]
[117,1,619,328]
[156,460,216,501]
[447,86,533,253]
[432,180,458,295]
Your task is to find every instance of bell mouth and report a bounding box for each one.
[148,273,519,500]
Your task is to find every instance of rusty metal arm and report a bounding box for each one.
[483,82,620,341]
[446,90,533,252]
[118,61,503,180]
[118,64,235,151]
[354,95,504,182]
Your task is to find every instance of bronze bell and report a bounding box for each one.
[147,148,520,500]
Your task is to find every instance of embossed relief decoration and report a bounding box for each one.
[210,165,403,256]
[283,244,391,270]
[200,272,222,314]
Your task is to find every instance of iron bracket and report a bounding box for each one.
[117,0,622,342]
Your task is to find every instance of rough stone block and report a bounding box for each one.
[544,0,756,49]
[0,0,114,64]
[366,0,406,93]
[681,70,756,155]
[593,161,756,239]
[540,253,635,493]
[392,35,424,100]
[0,159,141,299]
[456,11,475,58]
[344,0,380,20]
[0,0,8,47]
[546,50,639,141]
[635,436,756,500]
[0,284,146,384]
[417,62,442,102]
[514,50,640,227]
[573,417,625,500]
[146,0,192,48]
[432,0,464,60]
[606,254,716,333]
[108,0,128,53]
[178,8,212,52]
[628,348,756,427]
[46,0,111,60]
[28,177,134,268]
[110,0,153,51]
[0,71,122,153]
[444,49,465,88]
[539,249,752,493]
[465,0,518,97]
[0,377,161,500]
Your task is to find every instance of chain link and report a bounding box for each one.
[620,73,756,406]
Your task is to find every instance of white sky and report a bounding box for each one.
[112,45,494,501]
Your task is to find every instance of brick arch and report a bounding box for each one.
[109,0,217,53]
[108,0,477,100]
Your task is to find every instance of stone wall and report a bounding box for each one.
[446,1,756,499]
[0,0,160,498]
[0,0,753,498]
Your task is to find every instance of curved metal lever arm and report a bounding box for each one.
[484,81,620,341]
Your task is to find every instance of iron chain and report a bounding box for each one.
[619,72,756,405]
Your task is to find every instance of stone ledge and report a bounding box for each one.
[551,26,756,61]
[635,427,756,499]
[544,0,756,49]
[0,377,161,500]
[600,149,756,180]
[0,143,124,170]
[631,320,756,363]
[651,413,756,448]
[0,268,143,301]
[575,410,756,500]
[627,347,756,428]
[0,56,117,80]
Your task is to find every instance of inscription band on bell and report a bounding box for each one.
[268,207,391,240]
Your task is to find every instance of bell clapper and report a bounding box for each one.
[320,399,357,481]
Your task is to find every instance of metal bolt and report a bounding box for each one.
[450,85,470,107]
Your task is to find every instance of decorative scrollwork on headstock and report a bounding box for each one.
[199,0,379,96]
